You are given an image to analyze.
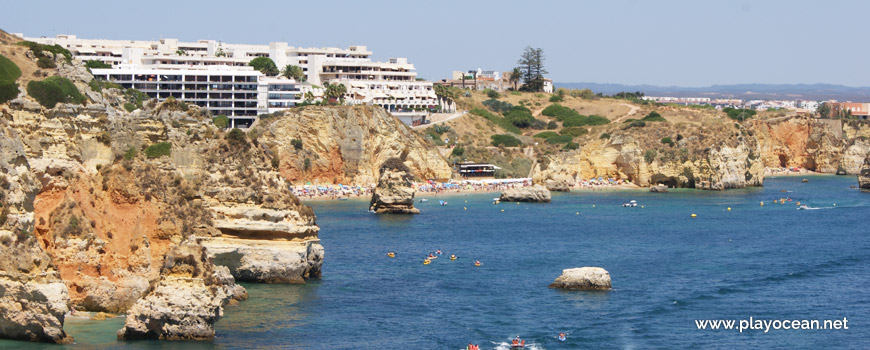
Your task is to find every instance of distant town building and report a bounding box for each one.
[822,102,870,119]
[21,34,438,126]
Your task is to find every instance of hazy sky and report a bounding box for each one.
[3,0,867,86]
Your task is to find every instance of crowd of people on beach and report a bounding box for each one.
[292,176,640,200]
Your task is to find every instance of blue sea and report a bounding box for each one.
[3,176,868,349]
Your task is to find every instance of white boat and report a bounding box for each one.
[623,200,638,207]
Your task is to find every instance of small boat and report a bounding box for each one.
[387,252,395,258]
[474,261,481,267]
[798,205,810,210]
[423,259,431,265]
[802,179,809,183]
[622,200,638,207]
[450,254,457,260]
[558,332,567,342]
[427,255,438,260]
[439,200,447,206]
[419,198,428,202]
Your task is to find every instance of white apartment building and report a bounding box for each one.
[23,34,437,126]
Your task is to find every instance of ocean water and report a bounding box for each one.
[3,175,868,349]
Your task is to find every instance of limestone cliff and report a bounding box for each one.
[536,133,764,190]
[259,106,451,185]
[117,239,246,341]
[751,117,870,174]
[0,119,72,344]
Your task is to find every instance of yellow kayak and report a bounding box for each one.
[423,259,431,265]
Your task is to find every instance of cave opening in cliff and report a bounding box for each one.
[778,154,789,167]
[650,175,681,188]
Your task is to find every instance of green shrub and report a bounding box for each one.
[542,104,576,120]
[450,144,465,157]
[723,107,756,121]
[89,79,121,92]
[26,76,85,108]
[560,127,588,137]
[124,102,137,112]
[504,106,535,128]
[144,142,171,158]
[0,54,20,104]
[123,147,137,160]
[291,138,303,150]
[226,128,247,147]
[546,121,558,129]
[583,115,610,125]
[18,41,71,60]
[534,131,559,139]
[490,134,522,147]
[485,89,500,99]
[84,60,112,69]
[563,141,579,150]
[36,57,56,69]
[433,125,451,134]
[644,149,657,163]
[427,130,446,146]
[624,120,646,129]
[213,115,229,129]
[482,98,513,113]
[549,94,563,102]
[661,137,674,145]
[600,132,611,139]
[545,135,574,144]
[642,111,666,122]
[470,108,521,134]
[0,54,22,82]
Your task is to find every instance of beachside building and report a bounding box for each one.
[22,34,437,126]
[457,162,497,178]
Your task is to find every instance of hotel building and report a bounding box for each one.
[20,34,437,126]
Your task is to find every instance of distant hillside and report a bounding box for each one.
[555,82,870,101]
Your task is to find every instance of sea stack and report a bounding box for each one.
[118,240,246,341]
[369,157,420,214]
[499,184,552,203]
[549,267,612,291]
[859,155,870,191]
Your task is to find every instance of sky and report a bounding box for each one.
[2,0,868,87]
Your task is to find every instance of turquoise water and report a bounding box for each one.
[3,176,868,349]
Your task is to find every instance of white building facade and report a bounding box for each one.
[25,34,437,126]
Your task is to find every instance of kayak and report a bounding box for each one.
[423,259,431,265]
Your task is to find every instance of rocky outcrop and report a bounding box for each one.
[859,156,870,190]
[752,117,870,175]
[650,184,669,192]
[117,239,246,341]
[259,106,451,185]
[369,158,420,214]
[0,119,72,343]
[499,184,552,203]
[201,236,323,283]
[545,179,572,192]
[549,267,612,291]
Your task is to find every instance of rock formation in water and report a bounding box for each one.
[0,119,73,344]
[545,178,572,192]
[117,239,246,341]
[258,105,451,185]
[859,156,870,191]
[549,267,612,291]
[369,158,420,214]
[650,184,669,192]
[499,184,552,203]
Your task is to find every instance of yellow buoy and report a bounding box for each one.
[516,202,519,205]
[450,255,456,261]
[691,213,697,217]
[641,205,644,208]
[464,207,467,210]
[576,212,579,215]
[796,202,800,206]
[592,204,596,208]
[727,207,731,211]
[465,200,467,203]
[760,202,764,206]
[501,209,504,212]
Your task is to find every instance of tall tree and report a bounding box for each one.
[249,57,278,76]
[281,64,306,81]
[509,67,522,91]
[517,46,547,92]
[323,82,347,104]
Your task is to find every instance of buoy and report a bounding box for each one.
[641,205,644,208]
[576,212,579,215]
[592,204,596,208]
[464,207,467,210]
[501,209,504,212]
[760,202,764,206]
[516,202,519,205]
[465,200,467,203]
[450,255,456,260]
[834,203,837,206]
[727,207,731,211]
[691,213,697,217]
